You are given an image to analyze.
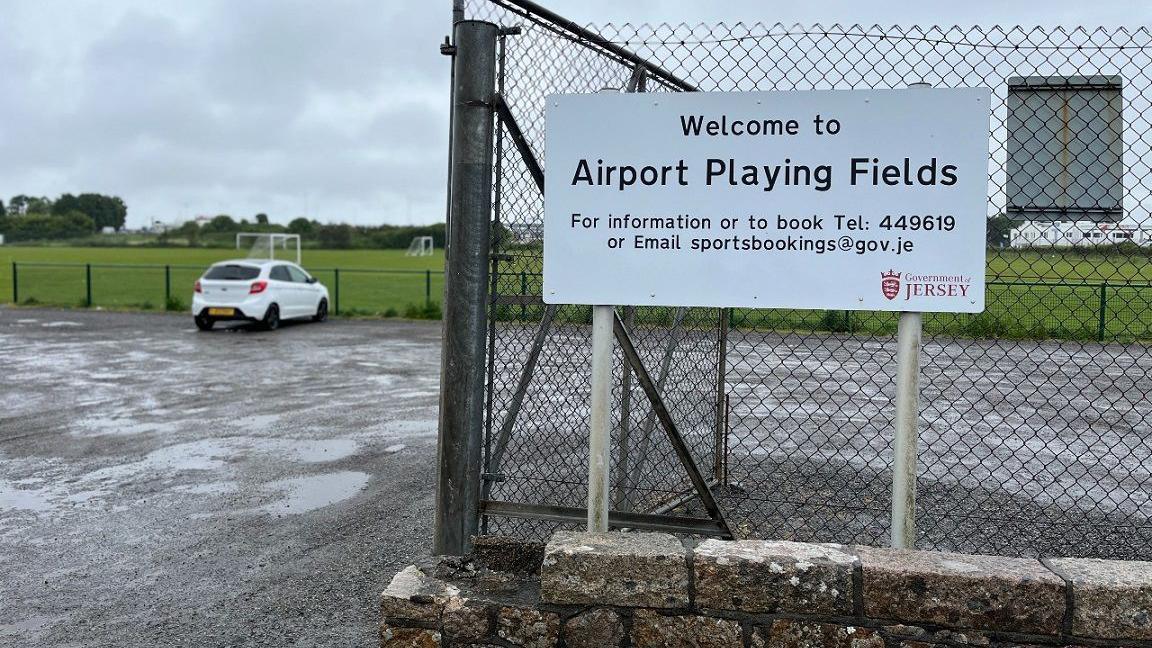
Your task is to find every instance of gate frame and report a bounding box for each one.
[436,1,734,553]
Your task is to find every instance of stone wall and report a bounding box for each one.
[381,532,1152,647]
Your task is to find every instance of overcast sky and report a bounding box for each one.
[3,1,1148,228]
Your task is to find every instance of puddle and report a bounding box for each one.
[72,416,177,438]
[41,321,82,328]
[74,436,358,491]
[3,436,365,517]
[289,438,359,463]
[63,489,108,506]
[384,444,406,454]
[0,481,53,512]
[82,439,230,485]
[258,471,369,515]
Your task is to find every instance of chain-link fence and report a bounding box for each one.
[463,0,1152,559]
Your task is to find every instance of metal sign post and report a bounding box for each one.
[890,81,930,550]
[891,310,921,549]
[587,304,614,531]
[587,80,637,532]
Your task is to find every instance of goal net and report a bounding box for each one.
[236,233,301,264]
[405,236,434,256]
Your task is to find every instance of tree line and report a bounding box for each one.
[0,193,128,242]
[0,195,448,249]
[166,214,448,250]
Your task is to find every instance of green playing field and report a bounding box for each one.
[4,246,1152,340]
[2,246,446,315]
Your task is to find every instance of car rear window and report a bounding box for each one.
[203,265,260,280]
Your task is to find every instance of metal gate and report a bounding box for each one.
[436,0,1152,561]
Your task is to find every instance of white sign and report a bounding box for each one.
[543,88,991,312]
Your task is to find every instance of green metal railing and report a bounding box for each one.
[9,262,444,317]
[724,278,1148,342]
[8,261,1152,341]
[487,269,1152,343]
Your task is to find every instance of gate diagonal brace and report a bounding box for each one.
[484,303,559,484]
[613,312,735,540]
[614,306,687,510]
[493,94,543,193]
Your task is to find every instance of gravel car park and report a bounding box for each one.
[3,306,1150,647]
[0,308,439,647]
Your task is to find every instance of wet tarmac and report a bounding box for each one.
[0,308,441,647]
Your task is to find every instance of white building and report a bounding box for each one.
[1010,221,1152,248]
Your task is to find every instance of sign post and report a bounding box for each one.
[588,304,614,532]
[891,82,930,550]
[891,310,921,549]
[544,87,990,544]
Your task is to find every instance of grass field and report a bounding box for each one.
[987,249,1152,282]
[4,245,1152,340]
[491,248,1152,342]
[1,246,446,316]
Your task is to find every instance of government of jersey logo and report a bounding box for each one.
[881,270,901,300]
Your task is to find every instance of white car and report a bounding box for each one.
[192,259,329,331]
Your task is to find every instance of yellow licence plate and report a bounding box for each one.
[208,308,235,317]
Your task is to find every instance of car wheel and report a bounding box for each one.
[262,304,280,331]
[194,315,214,331]
[313,299,328,323]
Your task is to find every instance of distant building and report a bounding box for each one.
[100,226,116,235]
[508,222,543,243]
[1010,221,1152,248]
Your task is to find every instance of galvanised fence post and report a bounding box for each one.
[1098,282,1108,342]
[435,19,498,556]
[11,262,17,303]
[85,264,92,307]
[426,269,432,306]
[164,265,171,308]
[334,269,340,315]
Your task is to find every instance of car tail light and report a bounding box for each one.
[194,280,202,293]
[249,280,268,294]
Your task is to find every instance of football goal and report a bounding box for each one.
[236,232,301,264]
[405,236,434,256]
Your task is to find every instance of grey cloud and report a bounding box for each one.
[2,0,451,226]
[3,0,1148,227]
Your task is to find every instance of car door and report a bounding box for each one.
[285,265,316,317]
[268,265,301,317]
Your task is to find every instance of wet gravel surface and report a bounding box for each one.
[0,308,440,647]
[4,306,1150,646]
[717,331,1152,559]
[485,322,1151,560]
